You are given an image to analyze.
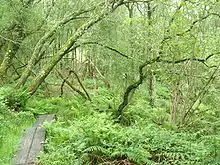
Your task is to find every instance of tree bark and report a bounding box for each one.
[16,8,92,88]
[170,84,181,125]
[0,26,25,82]
[117,60,147,121]
[27,1,122,95]
[149,71,156,107]
[0,0,37,83]
[146,1,156,108]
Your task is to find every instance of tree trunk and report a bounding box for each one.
[27,2,121,95]
[16,6,94,88]
[0,0,36,84]
[170,84,181,124]
[149,71,156,107]
[0,42,14,78]
[0,37,23,82]
[146,1,156,107]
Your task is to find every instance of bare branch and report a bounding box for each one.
[56,70,88,99]
[70,70,92,101]
[77,42,132,59]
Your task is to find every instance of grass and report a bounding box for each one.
[0,108,35,165]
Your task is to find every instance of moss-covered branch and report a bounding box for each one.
[116,57,160,121]
[16,5,97,88]
[116,52,218,122]
[27,1,124,96]
[56,70,87,99]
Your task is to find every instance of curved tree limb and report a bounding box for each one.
[59,69,72,97]
[116,57,159,121]
[16,3,99,88]
[56,70,87,99]
[70,70,92,101]
[116,52,219,122]
[26,1,125,96]
[60,79,65,97]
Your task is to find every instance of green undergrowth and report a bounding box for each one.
[0,87,35,165]
[0,86,219,165]
[26,87,219,165]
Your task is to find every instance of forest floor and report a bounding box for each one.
[0,85,219,165]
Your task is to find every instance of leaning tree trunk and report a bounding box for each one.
[0,33,24,83]
[16,13,76,88]
[27,1,122,95]
[16,3,106,88]
[0,0,37,84]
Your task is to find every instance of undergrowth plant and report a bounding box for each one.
[0,96,35,165]
[1,85,218,165]
[0,86,29,111]
[36,87,219,165]
[0,86,35,165]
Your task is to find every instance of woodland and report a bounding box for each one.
[0,0,220,164]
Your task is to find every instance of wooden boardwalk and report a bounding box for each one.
[13,114,56,165]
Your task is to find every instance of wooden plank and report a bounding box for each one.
[13,128,36,165]
[32,115,47,127]
[33,114,55,127]
[13,114,56,165]
[44,114,56,123]
[26,127,46,164]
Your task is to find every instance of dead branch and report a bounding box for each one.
[68,41,133,59]
[183,63,220,125]
[86,58,111,88]
[56,70,88,99]
[70,70,92,101]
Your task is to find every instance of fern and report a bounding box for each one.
[32,88,220,165]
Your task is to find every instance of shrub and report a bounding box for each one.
[0,86,29,111]
[0,98,34,165]
[38,97,218,165]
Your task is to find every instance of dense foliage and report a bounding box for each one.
[29,87,219,165]
[0,0,219,164]
[0,87,35,165]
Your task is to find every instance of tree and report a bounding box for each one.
[0,0,53,84]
